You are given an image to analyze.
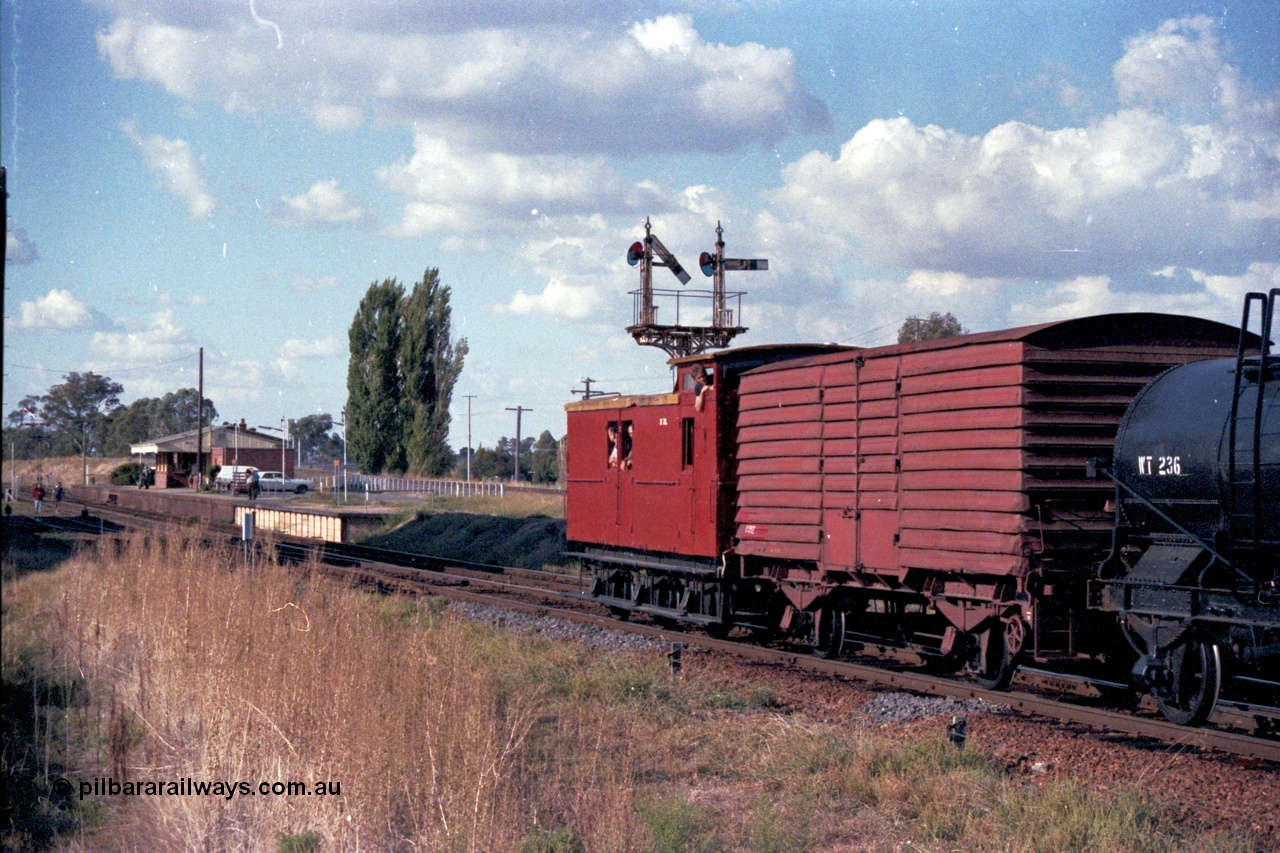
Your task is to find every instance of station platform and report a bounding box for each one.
[67,484,390,543]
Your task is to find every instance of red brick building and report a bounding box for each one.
[130,420,294,489]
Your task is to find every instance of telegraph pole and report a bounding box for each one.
[571,378,617,400]
[505,406,531,483]
[197,347,204,490]
[462,394,477,481]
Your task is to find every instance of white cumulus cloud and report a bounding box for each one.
[9,289,92,331]
[89,309,189,365]
[119,120,216,219]
[269,179,373,229]
[771,14,1279,290]
[276,336,343,379]
[94,7,828,156]
[500,280,604,320]
[380,135,666,235]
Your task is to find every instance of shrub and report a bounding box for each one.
[637,795,717,853]
[519,826,586,853]
[275,829,322,853]
[109,461,143,486]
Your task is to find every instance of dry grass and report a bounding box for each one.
[36,530,615,851]
[1,525,1262,852]
[417,492,565,520]
[5,456,128,490]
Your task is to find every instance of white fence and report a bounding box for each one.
[322,475,506,497]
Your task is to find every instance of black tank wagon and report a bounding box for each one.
[1100,289,1280,725]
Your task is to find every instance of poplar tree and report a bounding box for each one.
[346,278,407,474]
[346,269,468,476]
[400,268,468,477]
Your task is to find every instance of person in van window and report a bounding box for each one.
[607,424,619,468]
[622,423,634,469]
[693,367,713,412]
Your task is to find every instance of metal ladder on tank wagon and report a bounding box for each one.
[1227,288,1278,591]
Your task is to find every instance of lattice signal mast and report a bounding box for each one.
[625,218,767,358]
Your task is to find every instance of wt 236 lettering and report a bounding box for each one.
[1137,455,1181,476]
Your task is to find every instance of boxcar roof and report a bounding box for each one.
[565,392,679,413]
[668,343,854,370]
[741,312,1252,377]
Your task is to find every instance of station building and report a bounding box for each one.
[129,420,294,489]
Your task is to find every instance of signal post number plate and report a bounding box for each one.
[1137,455,1182,476]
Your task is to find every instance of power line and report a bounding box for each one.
[2,353,200,374]
[847,318,906,343]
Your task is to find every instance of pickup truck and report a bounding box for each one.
[256,471,313,494]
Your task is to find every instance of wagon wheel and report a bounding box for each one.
[923,647,967,675]
[974,616,1024,691]
[1154,639,1221,726]
[812,607,847,660]
[606,573,632,621]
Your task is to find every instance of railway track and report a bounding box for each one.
[21,496,1280,765]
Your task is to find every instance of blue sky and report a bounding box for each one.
[4,0,1278,450]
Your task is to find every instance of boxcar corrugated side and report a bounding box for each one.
[732,313,1247,665]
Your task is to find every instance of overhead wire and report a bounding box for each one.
[3,353,199,375]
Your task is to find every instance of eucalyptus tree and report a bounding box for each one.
[41,371,124,482]
[897,311,968,344]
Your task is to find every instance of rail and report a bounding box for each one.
[20,496,1280,762]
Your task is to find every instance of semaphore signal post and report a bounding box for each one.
[625,218,767,358]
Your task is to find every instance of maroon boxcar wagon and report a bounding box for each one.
[565,303,1280,726]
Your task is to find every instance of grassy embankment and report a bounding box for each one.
[4,457,128,493]
[1,505,1263,850]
